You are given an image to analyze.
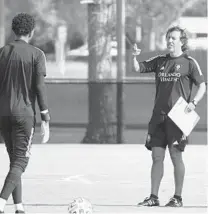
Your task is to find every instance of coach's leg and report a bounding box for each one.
[137,146,165,207]
[151,147,166,197]
[166,118,185,200]
[169,145,185,198]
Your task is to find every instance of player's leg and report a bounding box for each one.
[138,123,167,206]
[0,118,23,210]
[0,118,24,213]
[165,119,185,207]
[13,181,24,213]
[0,116,13,212]
[0,115,35,213]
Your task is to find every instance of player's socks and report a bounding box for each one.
[15,203,24,213]
[150,194,158,199]
[173,195,182,201]
[0,198,6,212]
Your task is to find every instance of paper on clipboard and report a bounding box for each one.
[168,96,200,136]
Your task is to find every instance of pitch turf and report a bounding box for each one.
[0,129,207,213]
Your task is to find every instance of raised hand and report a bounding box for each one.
[132,43,141,56]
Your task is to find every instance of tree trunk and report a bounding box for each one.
[81,2,117,144]
[0,0,5,48]
[0,0,4,143]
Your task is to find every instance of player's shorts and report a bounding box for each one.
[0,115,36,171]
[146,117,188,152]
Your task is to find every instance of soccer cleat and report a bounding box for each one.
[137,196,160,207]
[15,210,25,213]
[165,197,183,207]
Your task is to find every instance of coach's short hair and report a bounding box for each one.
[12,13,35,36]
[166,26,189,52]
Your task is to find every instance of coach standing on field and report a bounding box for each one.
[133,26,206,207]
[0,13,50,213]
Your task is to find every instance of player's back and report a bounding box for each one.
[0,39,44,117]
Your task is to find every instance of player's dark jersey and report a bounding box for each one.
[0,39,48,117]
[137,53,205,125]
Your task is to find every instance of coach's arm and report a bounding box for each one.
[192,82,206,105]
[133,55,140,72]
[132,44,141,72]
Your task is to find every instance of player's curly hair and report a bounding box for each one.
[166,26,189,52]
[12,13,35,36]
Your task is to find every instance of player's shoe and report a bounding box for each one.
[137,196,160,207]
[165,197,183,207]
[15,210,25,213]
[0,211,4,213]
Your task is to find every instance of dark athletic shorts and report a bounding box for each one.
[146,117,188,152]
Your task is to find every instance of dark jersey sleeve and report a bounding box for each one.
[35,51,47,77]
[35,51,48,111]
[188,57,205,86]
[137,55,159,73]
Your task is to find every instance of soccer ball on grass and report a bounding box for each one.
[68,197,93,214]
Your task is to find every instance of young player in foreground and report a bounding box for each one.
[0,13,50,213]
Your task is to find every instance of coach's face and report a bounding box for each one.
[166,30,183,54]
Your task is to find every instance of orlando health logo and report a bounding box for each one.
[158,64,181,82]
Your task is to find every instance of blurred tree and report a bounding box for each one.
[4,0,87,52]
[4,0,205,51]
[0,0,5,47]
[31,1,63,55]
[126,0,201,50]
[56,0,87,49]
[81,1,117,144]
[183,0,207,16]
[30,0,87,51]
[4,0,31,43]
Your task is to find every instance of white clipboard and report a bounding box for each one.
[168,97,200,136]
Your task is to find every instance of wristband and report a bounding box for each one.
[40,110,50,121]
[191,100,197,107]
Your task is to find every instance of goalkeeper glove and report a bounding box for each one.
[40,110,50,143]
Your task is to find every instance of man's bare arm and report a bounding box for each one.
[132,43,141,72]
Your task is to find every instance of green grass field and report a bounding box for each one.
[0,59,206,213]
[0,137,207,213]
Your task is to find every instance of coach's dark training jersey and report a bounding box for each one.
[137,53,205,129]
[0,39,48,117]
